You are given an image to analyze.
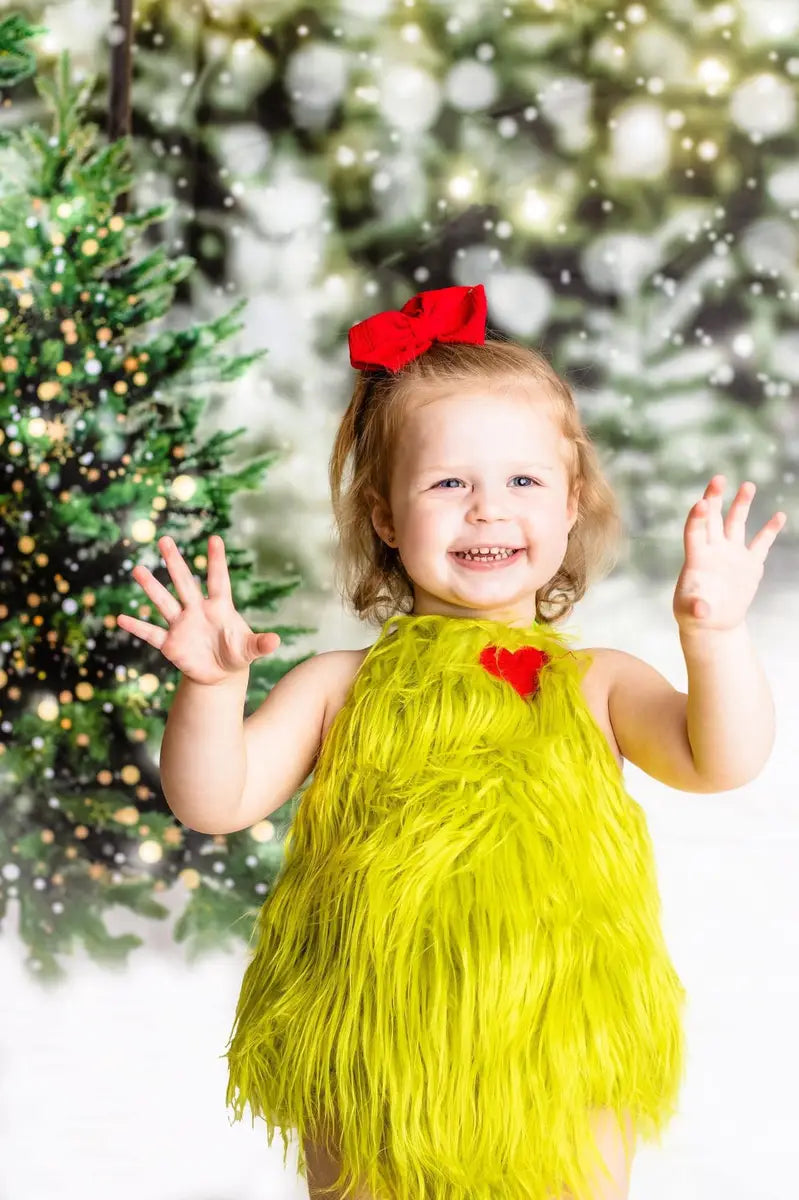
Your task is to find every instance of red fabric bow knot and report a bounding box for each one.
[348,284,488,374]
[479,644,550,699]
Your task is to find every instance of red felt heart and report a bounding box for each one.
[479,644,550,699]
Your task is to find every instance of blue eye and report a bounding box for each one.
[433,476,542,489]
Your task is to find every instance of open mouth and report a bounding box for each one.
[449,548,524,568]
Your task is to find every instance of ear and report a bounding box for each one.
[365,487,395,546]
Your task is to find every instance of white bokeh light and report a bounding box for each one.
[582,233,662,298]
[444,59,499,113]
[377,64,442,133]
[610,101,671,179]
[485,269,553,338]
[730,73,797,138]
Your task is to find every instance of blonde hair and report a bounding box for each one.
[329,337,626,627]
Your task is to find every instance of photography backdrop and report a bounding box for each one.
[0,3,797,1198]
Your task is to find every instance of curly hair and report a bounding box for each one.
[329,337,626,628]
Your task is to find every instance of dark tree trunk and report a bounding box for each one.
[108,0,133,214]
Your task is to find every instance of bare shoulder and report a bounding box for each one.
[325,645,372,678]
[590,645,679,693]
[576,645,646,706]
[572,645,614,688]
[570,646,625,768]
[320,645,374,742]
[316,647,370,702]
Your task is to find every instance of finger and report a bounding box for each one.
[132,564,182,623]
[248,631,281,660]
[159,536,204,608]
[748,511,787,562]
[683,498,710,559]
[723,480,755,543]
[207,535,233,604]
[704,474,726,544]
[116,612,169,651]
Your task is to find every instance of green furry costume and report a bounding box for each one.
[224,613,686,1199]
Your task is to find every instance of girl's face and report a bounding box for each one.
[373,387,579,627]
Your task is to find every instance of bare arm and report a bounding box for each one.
[680,622,776,788]
[161,650,346,836]
[607,626,776,794]
[121,531,315,833]
[159,669,250,833]
[606,650,709,792]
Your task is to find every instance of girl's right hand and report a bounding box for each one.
[116,535,281,686]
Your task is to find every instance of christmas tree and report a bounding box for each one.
[0,46,316,986]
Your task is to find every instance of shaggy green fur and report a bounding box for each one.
[224,613,686,1199]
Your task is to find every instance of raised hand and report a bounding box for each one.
[116,534,281,685]
[672,475,787,634]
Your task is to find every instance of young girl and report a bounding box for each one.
[123,284,784,1200]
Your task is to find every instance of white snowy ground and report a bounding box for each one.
[1,570,797,1200]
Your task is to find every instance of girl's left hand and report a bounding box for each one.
[673,475,787,634]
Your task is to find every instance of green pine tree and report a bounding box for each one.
[0,50,316,986]
[0,12,46,91]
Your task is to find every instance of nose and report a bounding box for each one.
[466,486,513,522]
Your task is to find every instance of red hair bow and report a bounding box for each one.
[348,284,487,374]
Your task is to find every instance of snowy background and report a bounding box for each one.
[2,1,799,1197]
